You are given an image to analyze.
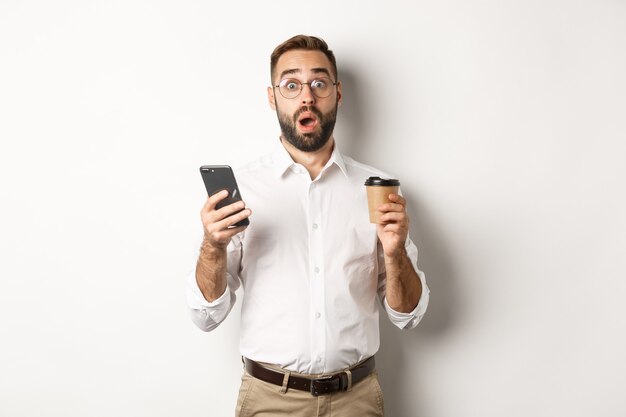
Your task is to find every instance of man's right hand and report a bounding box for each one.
[200,190,251,249]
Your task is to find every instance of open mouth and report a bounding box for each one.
[297,112,319,130]
[300,117,316,127]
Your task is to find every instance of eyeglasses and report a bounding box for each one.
[273,77,338,99]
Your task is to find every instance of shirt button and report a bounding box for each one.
[314,267,320,274]
[315,312,321,319]
[201,310,207,316]
[316,356,322,363]
[312,223,318,230]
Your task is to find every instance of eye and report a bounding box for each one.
[281,79,300,90]
[311,79,327,89]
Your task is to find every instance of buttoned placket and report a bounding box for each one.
[307,177,326,373]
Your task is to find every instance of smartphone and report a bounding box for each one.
[200,165,249,227]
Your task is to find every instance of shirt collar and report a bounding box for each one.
[327,144,349,178]
[271,138,349,179]
[272,139,296,177]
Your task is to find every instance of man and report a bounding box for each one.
[187,35,429,416]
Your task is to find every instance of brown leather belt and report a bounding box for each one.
[244,356,375,397]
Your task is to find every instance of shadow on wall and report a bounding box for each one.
[334,66,370,162]
[340,64,460,332]
[378,196,460,416]
[338,66,461,416]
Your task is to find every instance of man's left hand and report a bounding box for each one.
[376,193,410,259]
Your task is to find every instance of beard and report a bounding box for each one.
[277,103,338,153]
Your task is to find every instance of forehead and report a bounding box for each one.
[274,49,333,81]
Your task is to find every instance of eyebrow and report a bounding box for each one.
[279,67,332,80]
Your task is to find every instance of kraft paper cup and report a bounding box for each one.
[365,177,400,224]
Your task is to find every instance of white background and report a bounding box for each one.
[1,1,625,416]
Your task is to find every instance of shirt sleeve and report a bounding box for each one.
[377,236,430,330]
[186,234,243,332]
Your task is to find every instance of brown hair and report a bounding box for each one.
[270,35,338,83]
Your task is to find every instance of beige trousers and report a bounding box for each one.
[235,370,385,417]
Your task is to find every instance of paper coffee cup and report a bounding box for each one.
[364,177,400,224]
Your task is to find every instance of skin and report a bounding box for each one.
[196,49,421,312]
[267,49,343,180]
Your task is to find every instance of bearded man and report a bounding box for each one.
[187,34,429,417]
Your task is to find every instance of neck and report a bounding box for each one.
[280,136,335,180]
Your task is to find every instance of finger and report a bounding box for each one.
[202,200,246,229]
[213,223,249,242]
[213,200,247,221]
[202,202,249,233]
[388,193,406,205]
[380,223,406,236]
[378,202,405,213]
[213,208,252,230]
[207,225,246,247]
[379,211,407,224]
[201,190,230,213]
[205,209,250,243]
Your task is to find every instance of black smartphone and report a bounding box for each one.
[200,165,249,227]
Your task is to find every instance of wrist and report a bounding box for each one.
[201,235,227,254]
[384,246,408,263]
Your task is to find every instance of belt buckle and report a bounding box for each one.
[310,373,347,397]
[310,375,334,397]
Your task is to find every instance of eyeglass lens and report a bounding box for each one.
[278,78,335,99]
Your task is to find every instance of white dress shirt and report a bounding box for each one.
[187,142,429,374]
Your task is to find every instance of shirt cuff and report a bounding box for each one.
[383,277,430,330]
[186,269,233,327]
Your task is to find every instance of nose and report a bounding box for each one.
[300,84,316,105]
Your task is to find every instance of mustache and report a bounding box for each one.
[293,106,324,121]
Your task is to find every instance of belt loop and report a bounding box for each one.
[345,369,353,392]
[280,370,291,394]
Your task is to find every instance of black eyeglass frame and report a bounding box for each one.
[272,77,339,99]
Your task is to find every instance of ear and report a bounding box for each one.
[336,81,343,107]
[267,86,277,110]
